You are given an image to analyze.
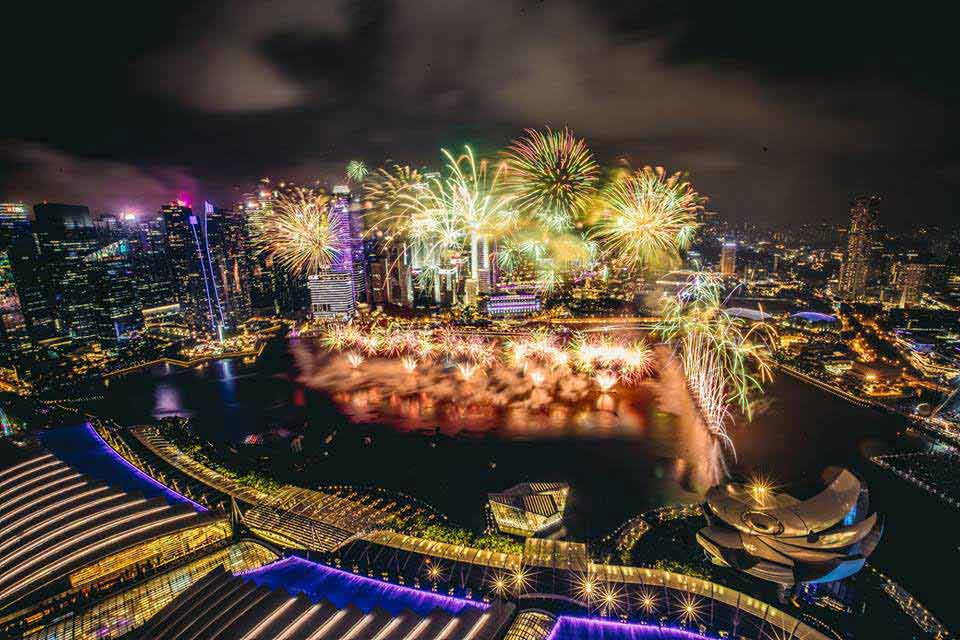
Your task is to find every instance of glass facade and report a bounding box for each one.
[21,541,277,640]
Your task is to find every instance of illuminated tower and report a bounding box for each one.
[720,240,737,276]
[838,196,880,300]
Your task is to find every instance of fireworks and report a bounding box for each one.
[592,165,702,269]
[346,352,365,369]
[594,371,618,392]
[319,325,656,391]
[502,127,599,232]
[248,187,342,276]
[364,164,428,241]
[346,159,368,183]
[656,274,775,450]
[456,362,478,381]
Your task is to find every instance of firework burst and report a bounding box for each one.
[248,187,342,275]
[346,159,368,183]
[592,165,702,269]
[656,274,775,451]
[503,127,599,231]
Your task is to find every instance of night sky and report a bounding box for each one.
[2,1,956,227]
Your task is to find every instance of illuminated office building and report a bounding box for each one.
[0,250,30,368]
[308,269,356,319]
[162,201,248,334]
[0,205,54,345]
[332,185,366,303]
[720,240,737,276]
[897,262,927,308]
[33,202,99,340]
[838,196,880,300]
[86,238,143,343]
[132,213,176,309]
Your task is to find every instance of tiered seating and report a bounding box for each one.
[141,566,514,640]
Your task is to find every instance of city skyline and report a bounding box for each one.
[2,5,959,640]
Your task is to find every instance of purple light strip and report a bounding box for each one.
[81,422,208,512]
[546,615,717,640]
[238,555,488,611]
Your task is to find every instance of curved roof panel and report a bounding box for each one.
[0,453,221,614]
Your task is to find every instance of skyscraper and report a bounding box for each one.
[0,249,31,370]
[198,202,252,330]
[86,238,143,343]
[720,240,737,276]
[33,202,99,340]
[837,195,881,300]
[331,185,366,303]
[897,262,927,308]
[161,201,206,328]
[0,204,55,344]
[132,214,175,309]
[162,201,240,334]
[307,270,356,319]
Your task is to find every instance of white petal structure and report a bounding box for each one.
[697,468,883,586]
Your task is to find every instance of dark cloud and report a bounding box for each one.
[0,141,198,215]
[0,1,955,226]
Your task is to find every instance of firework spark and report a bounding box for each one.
[346,159,368,183]
[248,187,342,275]
[594,371,618,392]
[401,356,418,373]
[346,352,365,369]
[592,165,702,269]
[503,127,599,232]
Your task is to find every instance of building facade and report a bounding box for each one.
[33,202,99,340]
[837,196,881,300]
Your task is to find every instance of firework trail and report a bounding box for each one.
[655,274,775,453]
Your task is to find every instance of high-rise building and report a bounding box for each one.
[331,186,366,303]
[307,269,356,319]
[0,204,55,344]
[897,262,927,308]
[85,238,143,343]
[132,214,175,309]
[0,250,31,369]
[161,201,207,329]
[720,240,737,276]
[162,201,246,335]
[33,202,99,339]
[837,195,881,300]
[202,203,252,329]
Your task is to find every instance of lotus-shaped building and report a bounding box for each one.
[697,468,882,586]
